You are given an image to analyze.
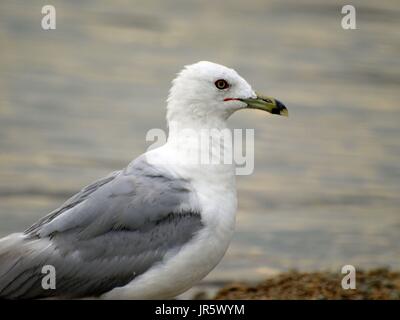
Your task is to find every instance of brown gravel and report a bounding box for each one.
[214,269,400,300]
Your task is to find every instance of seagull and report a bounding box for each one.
[0,61,287,299]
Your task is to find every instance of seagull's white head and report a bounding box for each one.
[166,61,287,128]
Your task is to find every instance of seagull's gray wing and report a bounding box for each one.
[0,156,203,299]
[24,170,121,237]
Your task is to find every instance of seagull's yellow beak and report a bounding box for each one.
[240,93,288,117]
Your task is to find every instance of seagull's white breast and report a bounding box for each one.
[101,139,237,299]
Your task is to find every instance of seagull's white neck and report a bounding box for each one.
[162,112,237,235]
[162,103,235,185]
[144,100,238,237]
[166,98,231,148]
[166,99,231,132]
[167,118,228,141]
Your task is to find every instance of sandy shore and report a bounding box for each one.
[214,269,400,300]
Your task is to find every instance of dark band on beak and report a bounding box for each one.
[239,94,288,117]
[271,99,287,115]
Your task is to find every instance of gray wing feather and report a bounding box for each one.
[0,156,202,299]
[24,170,121,236]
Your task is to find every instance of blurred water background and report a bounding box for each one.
[0,0,399,285]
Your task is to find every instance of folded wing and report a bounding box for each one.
[0,156,202,299]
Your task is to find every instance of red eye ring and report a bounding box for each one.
[215,79,229,90]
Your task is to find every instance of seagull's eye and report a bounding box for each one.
[214,79,229,90]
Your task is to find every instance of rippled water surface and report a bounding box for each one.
[0,0,399,282]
